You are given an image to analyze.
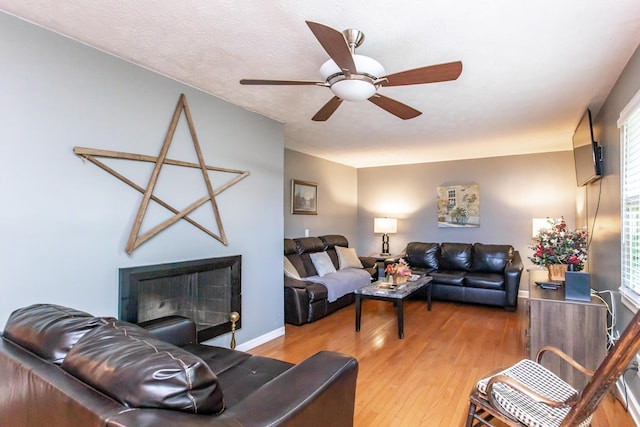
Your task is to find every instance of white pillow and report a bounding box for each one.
[284,256,301,280]
[310,251,337,277]
[335,246,363,270]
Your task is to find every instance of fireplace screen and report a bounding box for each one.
[119,256,241,342]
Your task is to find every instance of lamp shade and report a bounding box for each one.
[374,217,397,234]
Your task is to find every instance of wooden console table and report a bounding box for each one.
[526,284,607,389]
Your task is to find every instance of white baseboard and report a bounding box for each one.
[234,326,285,352]
[616,377,640,426]
[518,289,529,299]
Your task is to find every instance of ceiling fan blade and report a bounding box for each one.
[240,79,325,86]
[306,21,357,73]
[381,61,463,87]
[369,94,422,120]
[312,97,343,121]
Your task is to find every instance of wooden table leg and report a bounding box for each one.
[355,294,362,332]
[397,299,404,339]
[427,284,432,311]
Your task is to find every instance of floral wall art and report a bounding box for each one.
[437,184,480,228]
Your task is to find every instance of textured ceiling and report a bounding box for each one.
[2,1,640,167]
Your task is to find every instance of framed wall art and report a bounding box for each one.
[437,184,480,228]
[291,179,317,215]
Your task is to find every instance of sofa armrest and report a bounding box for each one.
[138,315,196,346]
[358,256,377,269]
[504,251,524,311]
[105,351,358,427]
[223,350,358,426]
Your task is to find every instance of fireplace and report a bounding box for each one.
[119,256,241,342]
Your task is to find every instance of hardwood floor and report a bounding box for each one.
[249,298,635,426]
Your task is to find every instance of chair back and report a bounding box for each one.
[562,308,640,426]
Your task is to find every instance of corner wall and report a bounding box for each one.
[284,149,359,248]
[0,13,285,347]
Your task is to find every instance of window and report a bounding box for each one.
[620,89,640,311]
[448,188,456,208]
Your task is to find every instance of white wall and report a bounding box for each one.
[0,13,285,347]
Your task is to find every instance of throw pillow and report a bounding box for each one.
[335,246,363,270]
[310,251,337,277]
[284,256,302,279]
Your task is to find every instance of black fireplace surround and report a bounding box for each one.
[119,256,241,342]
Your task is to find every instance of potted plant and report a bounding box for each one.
[450,207,468,224]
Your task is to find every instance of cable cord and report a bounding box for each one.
[592,289,618,349]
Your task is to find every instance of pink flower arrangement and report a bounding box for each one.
[385,258,412,277]
[529,218,588,270]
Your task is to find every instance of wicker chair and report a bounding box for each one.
[466,308,640,427]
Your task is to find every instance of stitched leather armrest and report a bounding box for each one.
[105,351,358,427]
[223,350,358,426]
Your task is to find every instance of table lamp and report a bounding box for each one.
[374,217,397,256]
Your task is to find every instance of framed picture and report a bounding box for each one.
[437,184,480,228]
[291,179,317,215]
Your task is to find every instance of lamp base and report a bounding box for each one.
[381,233,390,255]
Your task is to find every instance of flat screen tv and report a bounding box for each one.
[572,108,603,186]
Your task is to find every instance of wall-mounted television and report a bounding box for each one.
[572,108,603,186]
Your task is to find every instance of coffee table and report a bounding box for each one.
[354,275,433,339]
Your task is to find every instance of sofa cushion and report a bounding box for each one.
[284,238,298,255]
[284,256,302,279]
[472,243,514,273]
[3,303,109,365]
[405,242,440,269]
[440,242,473,271]
[216,355,294,408]
[429,270,466,286]
[310,251,337,277]
[319,234,349,250]
[464,272,505,290]
[335,246,363,270]
[61,320,224,415]
[295,237,325,254]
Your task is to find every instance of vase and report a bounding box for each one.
[393,275,408,285]
[548,264,568,281]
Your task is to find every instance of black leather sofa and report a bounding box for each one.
[394,242,523,311]
[284,235,377,325]
[0,304,358,427]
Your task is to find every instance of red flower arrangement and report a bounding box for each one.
[529,218,588,270]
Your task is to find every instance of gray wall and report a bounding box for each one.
[357,152,578,269]
[284,149,359,248]
[588,44,640,400]
[0,13,285,347]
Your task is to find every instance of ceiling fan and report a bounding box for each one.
[240,20,462,121]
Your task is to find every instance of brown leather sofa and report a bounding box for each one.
[395,242,524,311]
[0,304,358,427]
[284,235,377,325]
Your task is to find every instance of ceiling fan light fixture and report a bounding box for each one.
[319,54,386,102]
[330,79,376,101]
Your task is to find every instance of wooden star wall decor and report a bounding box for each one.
[74,94,250,254]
